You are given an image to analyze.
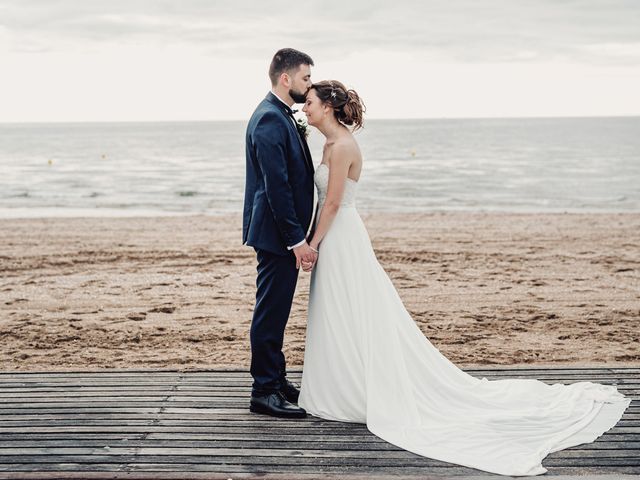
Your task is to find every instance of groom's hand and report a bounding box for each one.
[293,242,318,270]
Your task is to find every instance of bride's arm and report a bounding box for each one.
[308,144,355,251]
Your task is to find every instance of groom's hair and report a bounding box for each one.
[269,48,314,86]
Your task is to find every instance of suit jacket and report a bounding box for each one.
[243,92,315,256]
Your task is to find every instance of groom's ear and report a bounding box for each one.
[279,72,291,89]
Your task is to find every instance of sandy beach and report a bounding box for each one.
[0,212,638,371]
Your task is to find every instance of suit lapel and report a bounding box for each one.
[292,121,314,173]
[265,93,314,174]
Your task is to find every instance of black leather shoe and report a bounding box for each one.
[250,391,306,418]
[279,378,300,403]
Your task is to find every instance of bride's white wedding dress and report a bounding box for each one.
[298,163,630,476]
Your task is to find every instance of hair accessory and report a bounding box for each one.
[328,81,337,100]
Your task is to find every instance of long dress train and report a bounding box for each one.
[298,163,630,476]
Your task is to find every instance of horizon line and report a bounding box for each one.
[1,114,640,125]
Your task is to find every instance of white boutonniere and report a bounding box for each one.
[296,118,309,139]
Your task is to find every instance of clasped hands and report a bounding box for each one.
[293,241,318,272]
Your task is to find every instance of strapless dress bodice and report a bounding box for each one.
[314,163,358,207]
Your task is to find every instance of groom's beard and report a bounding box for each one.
[289,88,306,104]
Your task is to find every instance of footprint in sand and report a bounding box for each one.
[5,298,28,306]
[149,305,176,314]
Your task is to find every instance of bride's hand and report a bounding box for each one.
[301,253,318,272]
[293,242,317,270]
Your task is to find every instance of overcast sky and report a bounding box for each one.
[1,0,639,121]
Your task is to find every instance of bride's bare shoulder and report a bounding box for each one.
[331,135,361,159]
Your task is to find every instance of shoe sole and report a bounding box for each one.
[249,404,307,419]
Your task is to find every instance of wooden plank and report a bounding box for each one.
[0,399,636,410]
[0,370,636,381]
[0,447,478,459]
[0,368,629,376]
[4,377,632,384]
[0,472,632,480]
[0,387,636,399]
[0,418,638,429]
[0,370,616,381]
[0,420,371,428]
[0,435,640,457]
[5,411,638,422]
[0,463,480,475]
[1,386,639,400]
[1,380,633,391]
[0,384,631,394]
[0,365,635,374]
[0,472,497,480]
[0,426,380,435]
[0,381,632,392]
[0,439,637,451]
[0,440,398,450]
[0,424,635,434]
[0,440,635,455]
[0,454,638,469]
[1,372,636,382]
[0,472,553,480]
[0,408,167,415]
[0,412,328,421]
[0,465,637,478]
[0,406,631,418]
[0,473,493,480]
[0,454,483,467]
[0,385,636,397]
[0,453,637,469]
[0,367,636,479]
[0,430,632,441]
[0,466,636,478]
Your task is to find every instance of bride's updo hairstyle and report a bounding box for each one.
[310,80,366,131]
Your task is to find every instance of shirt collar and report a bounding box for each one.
[271,91,294,110]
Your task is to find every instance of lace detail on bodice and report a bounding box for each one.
[314,163,358,207]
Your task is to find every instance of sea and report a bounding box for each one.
[1,117,639,218]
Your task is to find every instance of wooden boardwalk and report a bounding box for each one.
[0,367,637,479]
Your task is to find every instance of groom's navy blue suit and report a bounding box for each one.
[243,92,315,395]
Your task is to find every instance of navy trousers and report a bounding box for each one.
[250,248,299,396]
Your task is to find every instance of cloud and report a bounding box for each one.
[1,0,639,120]
[2,0,639,63]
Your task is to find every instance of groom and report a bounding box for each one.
[243,48,317,418]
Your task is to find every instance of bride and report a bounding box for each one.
[297,80,630,476]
